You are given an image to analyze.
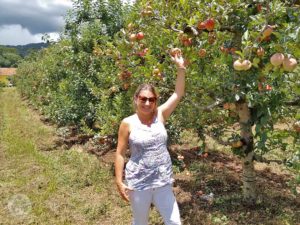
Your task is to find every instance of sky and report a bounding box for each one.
[0,0,73,46]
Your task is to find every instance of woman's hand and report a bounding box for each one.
[170,48,185,69]
[116,182,133,202]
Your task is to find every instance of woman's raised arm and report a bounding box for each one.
[158,48,186,123]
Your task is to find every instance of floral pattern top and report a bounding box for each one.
[125,114,174,190]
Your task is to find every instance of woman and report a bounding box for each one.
[115,48,186,225]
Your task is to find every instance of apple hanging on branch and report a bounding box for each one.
[205,18,215,31]
[233,59,252,71]
[197,18,215,31]
[129,33,137,42]
[152,68,163,79]
[283,57,298,72]
[270,53,284,67]
[262,25,274,39]
[141,5,153,17]
[198,49,207,58]
[270,53,298,71]
[136,32,145,40]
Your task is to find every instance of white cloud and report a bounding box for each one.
[0,24,60,45]
[0,0,134,45]
[0,0,72,45]
[53,0,73,7]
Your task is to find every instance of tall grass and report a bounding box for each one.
[0,88,133,225]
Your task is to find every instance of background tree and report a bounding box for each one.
[0,46,22,67]
[16,0,130,129]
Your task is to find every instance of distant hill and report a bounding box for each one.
[2,43,50,57]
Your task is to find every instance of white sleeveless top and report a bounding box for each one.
[125,114,174,190]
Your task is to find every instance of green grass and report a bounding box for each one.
[0,75,9,85]
[0,88,133,225]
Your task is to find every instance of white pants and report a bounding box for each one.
[129,184,181,225]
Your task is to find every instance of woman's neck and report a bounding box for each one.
[136,111,155,125]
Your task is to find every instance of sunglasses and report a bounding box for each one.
[138,96,157,103]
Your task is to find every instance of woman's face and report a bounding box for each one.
[135,90,157,114]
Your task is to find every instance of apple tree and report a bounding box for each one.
[112,0,299,204]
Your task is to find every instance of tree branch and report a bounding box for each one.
[284,97,300,106]
[169,25,183,33]
[253,154,283,164]
[218,26,237,33]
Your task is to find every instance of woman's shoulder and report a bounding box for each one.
[121,114,137,133]
[122,114,136,127]
[123,114,136,124]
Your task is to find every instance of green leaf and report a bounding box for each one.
[180,0,186,6]
[294,86,300,95]
[252,57,260,68]
[235,51,244,58]
[242,30,249,41]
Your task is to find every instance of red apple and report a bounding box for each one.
[136,32,144,40]
[183,38,193,46]
[197,21,206,30]
[205,18,215,31]
[265,84,272,91]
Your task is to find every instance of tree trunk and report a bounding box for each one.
[236,102,256,205]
